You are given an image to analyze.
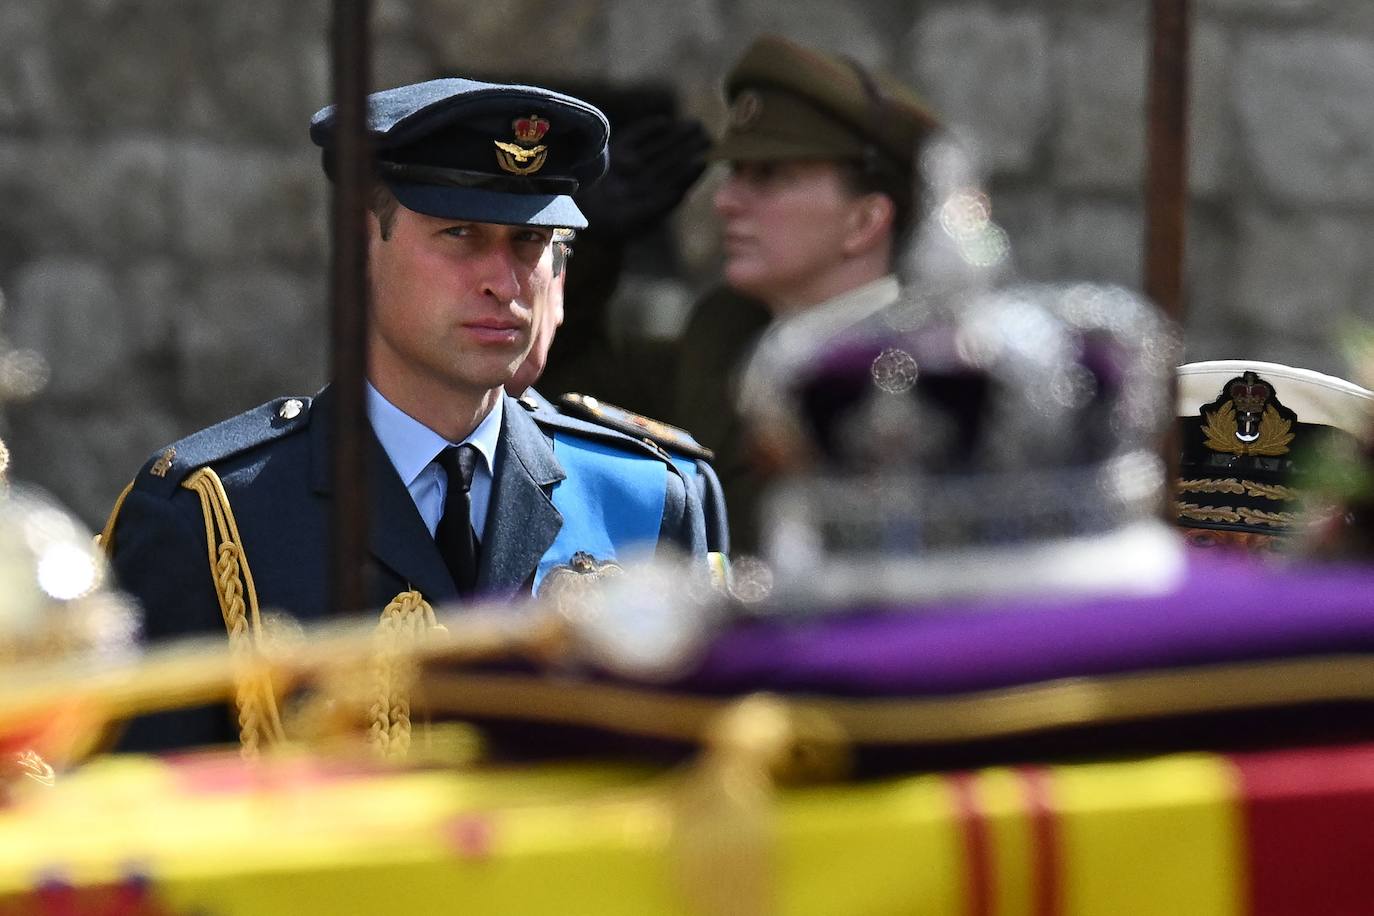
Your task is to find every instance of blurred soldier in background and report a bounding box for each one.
[554,35,942,555]
[100,78,707,751]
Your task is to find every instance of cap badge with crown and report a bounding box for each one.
[494,114,551,175]
[1201,370,1295,456]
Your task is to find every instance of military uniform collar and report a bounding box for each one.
[365,382,502,485]
[767,274,900,349]
[737,274,901,414]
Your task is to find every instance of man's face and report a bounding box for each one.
[712,159,870,309]
[1181,527,1280,553]
[367,205,555,401]
[506,245,565,396]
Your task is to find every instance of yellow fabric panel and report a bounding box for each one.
[1052,754,1244,916]
[0,751,1253,915]
[155,801,685,916]
[777,774,965,916]
[0,755,685,915]
[972,768,1039,916]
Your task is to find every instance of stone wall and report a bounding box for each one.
[2,0,1372,527]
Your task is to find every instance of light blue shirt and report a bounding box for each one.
[365,383,502,540]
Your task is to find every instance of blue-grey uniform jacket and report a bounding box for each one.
[106,385,706,750]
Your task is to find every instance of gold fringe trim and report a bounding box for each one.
[95,480,135,555]
[418,653,1374,747]
[369,590,445,760]
[1175,501,1298,528]
[1176,477,1298,502]
[181,468,286,758]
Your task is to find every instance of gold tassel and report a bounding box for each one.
[669,693,851,916]
[368,590,445,760]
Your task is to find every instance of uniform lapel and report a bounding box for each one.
[476,396,565,597]
[308,385,458,605]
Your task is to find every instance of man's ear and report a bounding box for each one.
[842,193,895,258]
[549,271,566,329]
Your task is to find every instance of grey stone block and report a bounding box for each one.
[1190,19,1235,198]
[173,3,324,145]
[910,6,1052,176]
[46,0,197,131]
[1235,32,1374,206]
[374,37,440,92]
[1200,0,1321,16]
[416,0,609,81]
[175,268,327,418]
[722,0,898,71]
[16,137,172,259]
[1056,196,1145,289]
[1232,205,1374,338]
[169,142,327,267]
[1053,13,1148,192]
[3,401,182,530]
[1184,205,1240,334]
[123,258,188,355]
[986,186,1058,282]
[7,257,135,399]
[603,0,727,80]
[0,2,60,130]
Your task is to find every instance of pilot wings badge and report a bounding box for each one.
[494,114,550,175]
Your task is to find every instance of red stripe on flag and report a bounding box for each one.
[1235,742,1374,916]
[1020,766,1062,916]
[951,772,994,916]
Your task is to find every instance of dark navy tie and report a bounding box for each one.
[434,444,480,595]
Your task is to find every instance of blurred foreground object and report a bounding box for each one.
[0,283,136,776]
[738,136,1183,608]
[6,730,1374,914]
[1174,360,1374,554]
[0,486,140,774]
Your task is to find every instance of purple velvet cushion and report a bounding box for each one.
[678,550,1374,697]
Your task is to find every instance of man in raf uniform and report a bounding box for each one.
[101,78,707,751]
[503,221,732,563]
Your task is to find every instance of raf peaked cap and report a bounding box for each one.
[310,78,611,229]
[712,34,941,172]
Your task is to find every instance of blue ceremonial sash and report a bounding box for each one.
[533,433,667,592]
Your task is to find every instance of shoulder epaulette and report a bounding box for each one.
[133,396,314,497]
[556,393,714,462]
[521,394,679,472]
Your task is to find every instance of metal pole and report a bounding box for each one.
[1144,0,1190,324]
[1144,0,1191,519]
[328,0,371,616]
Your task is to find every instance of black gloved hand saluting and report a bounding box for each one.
[574,114,712,240]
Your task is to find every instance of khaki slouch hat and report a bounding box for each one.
[711,34,941,174]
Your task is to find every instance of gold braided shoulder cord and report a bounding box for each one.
[181,468,287,758]
[370,590,445,760]
[95,481,136,554]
